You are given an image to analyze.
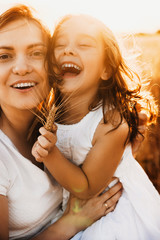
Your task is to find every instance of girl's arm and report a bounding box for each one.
[0,195,9,240]
[32,118,128,199]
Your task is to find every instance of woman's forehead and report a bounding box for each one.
[0,19,47,45]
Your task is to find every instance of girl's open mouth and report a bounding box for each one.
[61,63,81,77]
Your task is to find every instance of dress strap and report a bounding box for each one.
[82,107,104,144]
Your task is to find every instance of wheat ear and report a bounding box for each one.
[44,104,57,131]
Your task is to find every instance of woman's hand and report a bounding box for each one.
[33,180,122,240]
[132,112,148,156]
[64,180,122,229]
[32,125,57,162]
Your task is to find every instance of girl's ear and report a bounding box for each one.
[101,67,111,80]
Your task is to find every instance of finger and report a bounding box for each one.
[32,146,44,162]
[36,143,48,158]
[52,124,57,132]
[39,127,57,143]
[105,205,115,215]
[37,135,55,150]
[105,188,122,208]
[99,181,123,203]
[103,189,122,215]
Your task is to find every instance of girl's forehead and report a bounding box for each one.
[56,16,103,38]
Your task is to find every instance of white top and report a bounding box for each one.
[0,130,63,240]
[56,107,160,240]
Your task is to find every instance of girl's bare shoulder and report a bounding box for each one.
[92,110,129,145]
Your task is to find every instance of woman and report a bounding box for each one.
[0,5,122,240]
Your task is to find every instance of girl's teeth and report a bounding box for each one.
[62,63,81,71]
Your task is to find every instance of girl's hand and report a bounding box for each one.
[32,125,57,162]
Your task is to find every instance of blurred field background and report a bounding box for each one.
[126,32,160,193]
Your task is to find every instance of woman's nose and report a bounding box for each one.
[12,55,32,76]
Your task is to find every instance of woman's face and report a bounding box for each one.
[0,19,49,112]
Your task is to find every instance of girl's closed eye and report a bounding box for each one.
[78,39,96,48]
[55,42,66,49]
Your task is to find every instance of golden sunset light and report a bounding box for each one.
[0,0,160,191]
[0,0,160,34]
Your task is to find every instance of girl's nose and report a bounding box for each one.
[12,56,32,76]
[64,46,75,56]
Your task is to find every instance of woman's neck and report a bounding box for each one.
[0,109,43,169]
[0,109,34,137]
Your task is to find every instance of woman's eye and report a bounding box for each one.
[30,50,46,58]
[0,54,12,61]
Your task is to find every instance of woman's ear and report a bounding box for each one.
[101,67,111,80]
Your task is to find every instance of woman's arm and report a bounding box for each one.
[0,180,122,240]
[0,195,9,240]
[32,181,122,240]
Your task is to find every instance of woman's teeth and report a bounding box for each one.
[12,82,36,89]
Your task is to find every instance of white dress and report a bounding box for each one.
[0,130,63,240]
[56,107,160,240]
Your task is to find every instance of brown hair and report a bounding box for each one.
[50,14,158,143]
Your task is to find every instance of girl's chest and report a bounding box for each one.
[56,126,93,165]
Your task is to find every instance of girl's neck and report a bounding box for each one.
[58,94,92,124]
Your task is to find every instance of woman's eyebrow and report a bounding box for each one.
[0,46,13,50]
[0,43,47,50]
[28,43,47,49]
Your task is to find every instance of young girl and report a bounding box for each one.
[32,14,160,239]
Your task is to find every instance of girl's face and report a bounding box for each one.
[54,16,107,97]
[0,19,49,112]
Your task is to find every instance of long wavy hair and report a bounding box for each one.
[49,14,158,143]
[0,4,53,141]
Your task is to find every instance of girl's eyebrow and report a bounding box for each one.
[56,34,97,43]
